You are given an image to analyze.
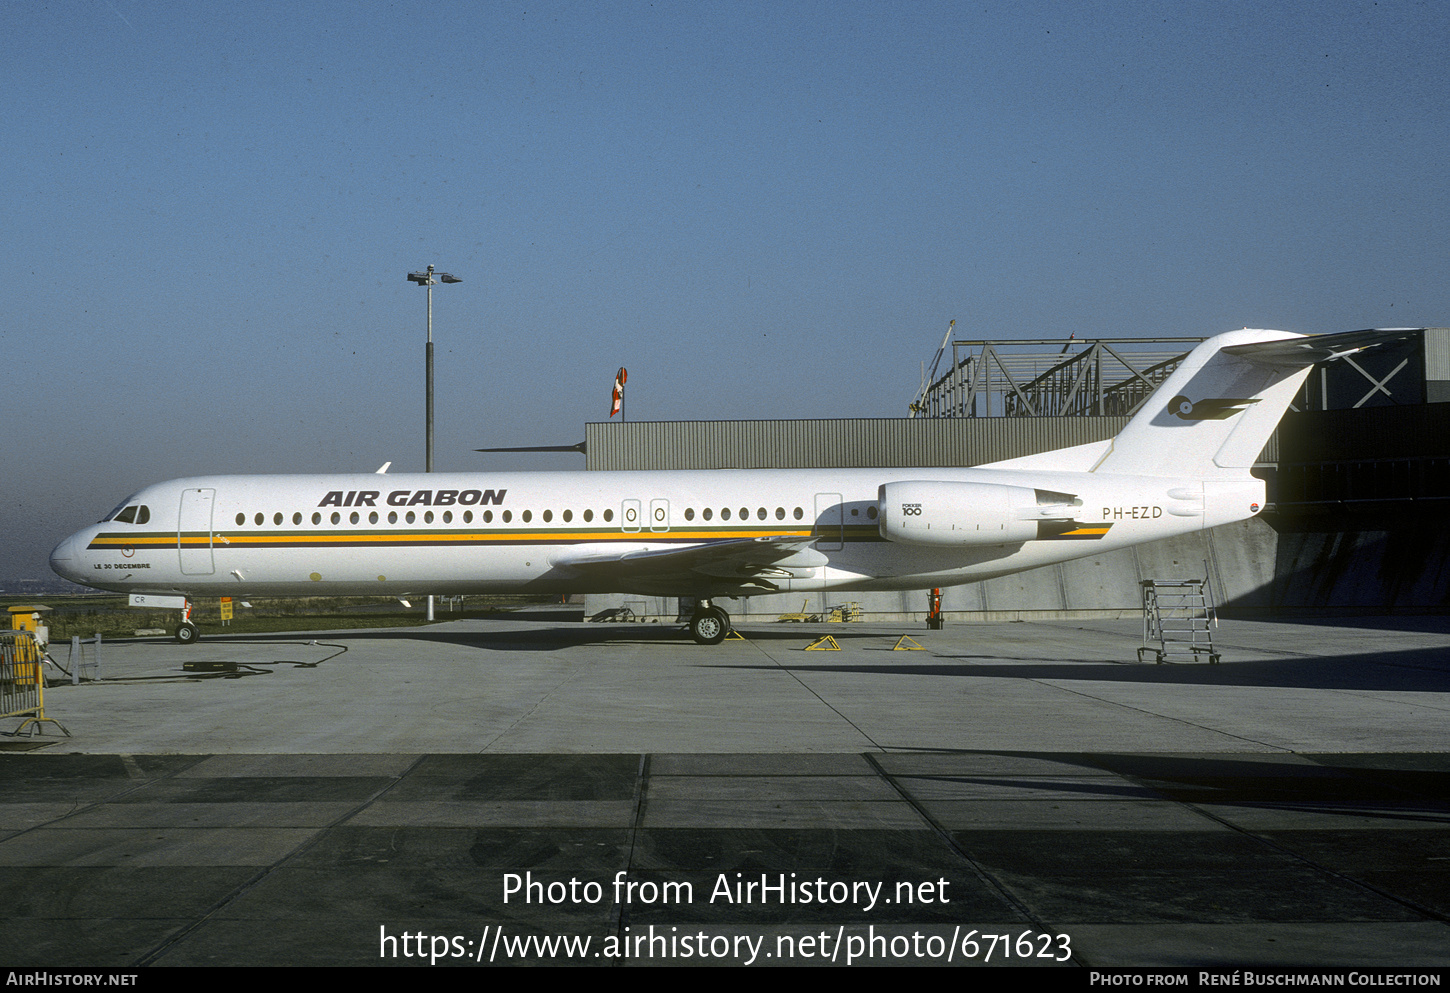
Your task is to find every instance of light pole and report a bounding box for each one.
[407,265,462,620]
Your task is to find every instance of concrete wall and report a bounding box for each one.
[586,518,1280,622]
[584,515,1450,622]
[1265,525,1450,611]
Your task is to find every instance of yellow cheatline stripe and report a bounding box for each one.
[210,528,817,544]
[98,527,835,547]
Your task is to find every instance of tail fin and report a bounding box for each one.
[1093,328,1421,477]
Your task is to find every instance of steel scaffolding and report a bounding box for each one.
[912,337,1205,419]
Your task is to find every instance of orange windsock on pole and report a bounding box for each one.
[610,367,627,418]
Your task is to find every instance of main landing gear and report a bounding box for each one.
[688,600,732,645]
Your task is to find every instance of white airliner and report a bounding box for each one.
[49,328,1411,645]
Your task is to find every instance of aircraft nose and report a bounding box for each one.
[49,532,85,583]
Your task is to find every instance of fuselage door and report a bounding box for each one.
[814,492,844,551]
[178,488,216,575]
[621,498,642,533]
[649,498,670,532]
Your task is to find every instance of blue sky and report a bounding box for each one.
[4,0,1448,581]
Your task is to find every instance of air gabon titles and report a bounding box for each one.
[317,489,507,508]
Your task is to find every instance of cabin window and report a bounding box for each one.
[443,511,453,524]
[483,511,493,523]
[312,512,321,525]
[255,513,264,526]
[867,506,878,519]
[272,512,281,525]
[794,507,804,520]
[424,511,434,524]
[236,513,245,526]
[503,510,512,523]
[542,510,552,523]
[584,509,593,522]
[522,510,532,523]
[603,508,613,522]
[389,511,398,524]
[406,511,416,524]
[851,508,859,516]
[703,507,712,521]
[463,511,473,523]
[684,507,694,521]
[721,508,731,520]
[330,512,341,525]
[775,507,785,520]
[349,512,360,524]
[369,511,379,524]
[757,507,767,520]
[292,512,302,525]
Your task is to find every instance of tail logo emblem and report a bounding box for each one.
[1168,395,1261,420]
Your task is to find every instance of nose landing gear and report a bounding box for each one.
[175,600,199,644]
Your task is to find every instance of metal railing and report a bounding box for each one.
[1,632,69,737]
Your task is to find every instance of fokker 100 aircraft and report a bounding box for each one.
[50,328,1411,644]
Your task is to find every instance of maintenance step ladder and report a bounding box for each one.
[1138,578,1220,665]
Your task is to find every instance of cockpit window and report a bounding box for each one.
[105,503,150,525]
[101,496,140,522]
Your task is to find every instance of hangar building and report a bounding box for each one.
[583,329,1450,623]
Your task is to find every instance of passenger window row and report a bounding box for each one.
[223,505,856,527]
[683,506,806,522]
[227,508,622,527]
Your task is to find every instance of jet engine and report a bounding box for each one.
[878,481,1080,547]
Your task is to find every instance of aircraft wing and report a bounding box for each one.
[550,535,827,594]
[1222,328,1423,367]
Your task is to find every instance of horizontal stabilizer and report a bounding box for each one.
[476,441,586,454]
[1221,328,1423,367]
[1090,327,1422,477]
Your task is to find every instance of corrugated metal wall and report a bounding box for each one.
[1277,405,1450,462]
[585,417,1130,470]
[1426,328,1450,403]
[585,416,1281,470]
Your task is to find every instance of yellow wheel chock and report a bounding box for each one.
[804,635,841,651]
[892,635,925,651]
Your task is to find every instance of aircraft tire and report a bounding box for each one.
[176,621,199,645]
[690,609,728,646]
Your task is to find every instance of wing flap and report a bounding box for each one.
[550,535,826,588]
